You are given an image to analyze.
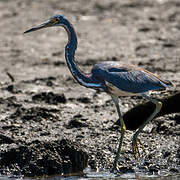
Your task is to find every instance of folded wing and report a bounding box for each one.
[91,61,173,94]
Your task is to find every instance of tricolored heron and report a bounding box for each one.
[24,15,173,172]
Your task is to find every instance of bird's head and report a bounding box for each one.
[24,14,66,33]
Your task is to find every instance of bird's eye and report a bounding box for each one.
[52,18,59,24]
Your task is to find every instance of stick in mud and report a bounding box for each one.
[114,91,180,130]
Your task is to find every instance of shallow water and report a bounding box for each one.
[1,171,180,180]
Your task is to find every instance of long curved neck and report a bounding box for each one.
[63,19,102,89]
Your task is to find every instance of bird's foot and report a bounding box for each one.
[132,137,144,159]
[110,163,120,173]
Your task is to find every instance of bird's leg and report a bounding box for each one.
[111,96,126,172]
[132,93,162,159]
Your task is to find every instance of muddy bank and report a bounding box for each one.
[0,0,180,177]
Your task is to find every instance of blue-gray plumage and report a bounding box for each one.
[92,62,172,95]
[24,15,173,173]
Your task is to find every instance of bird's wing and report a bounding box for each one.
[91,61,172,94]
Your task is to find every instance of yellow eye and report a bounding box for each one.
[52,18,58,24]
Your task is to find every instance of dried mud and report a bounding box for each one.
[0,0,180,178]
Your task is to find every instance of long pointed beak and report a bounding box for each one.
[24,20,52,34]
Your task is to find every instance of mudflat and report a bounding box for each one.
[0,0,179,177]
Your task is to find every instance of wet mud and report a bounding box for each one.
[0,0,180,178]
